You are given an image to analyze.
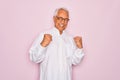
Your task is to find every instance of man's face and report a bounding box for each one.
[53,10,69,33]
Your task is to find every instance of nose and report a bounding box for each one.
[61,19,65,24]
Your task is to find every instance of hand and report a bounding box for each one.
[74,36,83,48]
[40,34,52,47]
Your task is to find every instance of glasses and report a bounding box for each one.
[56,16,70,22]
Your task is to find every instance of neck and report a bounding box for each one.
[54,27,63,35]
[59,31,63,35]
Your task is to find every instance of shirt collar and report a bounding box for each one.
[52,27,65,37]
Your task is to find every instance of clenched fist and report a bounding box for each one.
[74,36,83,48]
[40,34,52,47]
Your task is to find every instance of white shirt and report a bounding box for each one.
[29,27,85,80]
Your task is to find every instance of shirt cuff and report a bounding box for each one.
[76,48,83,52]
[75,48,85,56]
[38,44,46,51]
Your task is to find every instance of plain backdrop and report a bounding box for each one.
[0,0,120,80]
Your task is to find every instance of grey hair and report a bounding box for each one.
[54,7,69,16]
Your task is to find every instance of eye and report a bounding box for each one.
[57,17,63,20]
[65,18,69,22]
[56,16,70,22]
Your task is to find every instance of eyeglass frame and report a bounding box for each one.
[55,16,70,22]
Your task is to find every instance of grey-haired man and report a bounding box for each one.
[29,8,84,80]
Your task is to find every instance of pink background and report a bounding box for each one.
[0,0,120,80]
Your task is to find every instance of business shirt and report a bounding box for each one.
[29,27,85,80]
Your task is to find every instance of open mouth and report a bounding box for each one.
[59,24,64,27]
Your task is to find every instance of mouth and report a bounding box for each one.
[59,24,64,27]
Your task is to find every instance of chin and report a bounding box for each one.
[56,25,66,31]
[59,27,65,31]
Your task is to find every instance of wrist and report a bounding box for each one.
[77,45,83,49]
[40,42,47,47]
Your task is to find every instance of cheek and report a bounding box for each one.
[56,21,60,25]
[64,23,68,26]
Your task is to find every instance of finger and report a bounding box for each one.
[74,36,82,40]
[46,34,52,38]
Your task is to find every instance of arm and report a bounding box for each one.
[71,37,85,65]
[29,33,46,63]
[71,48,85,65]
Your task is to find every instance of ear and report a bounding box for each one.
[53,16,56,22]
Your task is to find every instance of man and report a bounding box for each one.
[29,8,85,80]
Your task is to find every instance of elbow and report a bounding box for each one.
[72,58,81,65]
[29,55,41,63]
[72,54,85,65]
[29,51,45,63]
[29,50,38,63]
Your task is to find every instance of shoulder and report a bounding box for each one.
[63,31,75,45]
[64,31,74,40]
[63,31,77,50]
[38,28,53,36]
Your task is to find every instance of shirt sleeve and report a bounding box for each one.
[70,38,85,65]
[29,33,46,63]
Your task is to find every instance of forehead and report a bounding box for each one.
[57,9,69,18]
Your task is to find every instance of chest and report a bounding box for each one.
[46,36,73,57]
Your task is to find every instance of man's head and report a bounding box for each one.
[53,8,69,34]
